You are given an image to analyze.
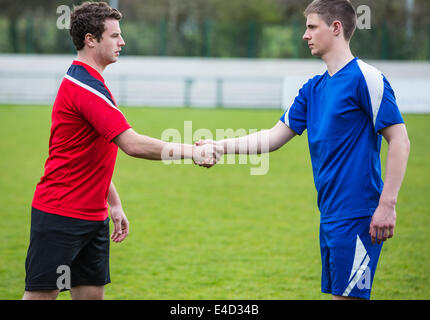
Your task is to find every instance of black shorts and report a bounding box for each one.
[25,207,111,291]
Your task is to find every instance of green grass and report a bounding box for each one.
[0,105,429,300]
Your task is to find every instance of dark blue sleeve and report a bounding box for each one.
[279,80,309,136]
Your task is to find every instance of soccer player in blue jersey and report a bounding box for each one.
[197,0,410,299]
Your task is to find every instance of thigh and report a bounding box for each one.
[71,218,111,288]
[322,217,383,300]
[319,223,332,294]
[25,208,102,291]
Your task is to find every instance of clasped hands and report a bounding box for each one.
[192,140,223,168]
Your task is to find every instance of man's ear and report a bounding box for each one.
[332,20,343,37]
[84,33,97,48]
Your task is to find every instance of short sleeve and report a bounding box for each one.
[75,87,132,142]
[374,76,404,133]
[357,60,404,134]
[279,80,309,136]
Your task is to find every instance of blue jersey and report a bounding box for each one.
[280,58,404,223]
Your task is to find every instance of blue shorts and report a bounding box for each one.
[319,216,383,299]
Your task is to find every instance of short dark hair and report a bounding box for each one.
[70,1,122,51]
[304,0,357,41]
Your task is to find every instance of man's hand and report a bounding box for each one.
[369,203,396,245]
[193,140,223,168]
[110,205,129,243]
[369,124,410,245]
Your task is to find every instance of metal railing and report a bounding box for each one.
[0,72,286,109]
[1,71,430,114]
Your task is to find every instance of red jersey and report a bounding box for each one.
[32,61,131,221]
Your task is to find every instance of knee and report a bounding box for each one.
[70,285,104,300]
[22,290,59,300]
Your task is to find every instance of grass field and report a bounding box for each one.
[0,104,429,300]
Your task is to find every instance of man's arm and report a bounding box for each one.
[113,128,192,160]
[108,181,129,243]
[113,128,223,167]
[370,123,410,244]
[197,121,296,155]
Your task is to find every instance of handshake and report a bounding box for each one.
[192,140,224,168]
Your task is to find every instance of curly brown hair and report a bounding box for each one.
[70,1,122,51]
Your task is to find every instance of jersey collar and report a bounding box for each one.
[72,60,105,83]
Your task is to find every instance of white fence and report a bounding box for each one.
[1,54,429,113]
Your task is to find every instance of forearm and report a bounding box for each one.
[107,182,122,208]
[116,130,194,161]
[132,137,193,160]
[379,138,410,207]
[219,130,270,155]
[219,123,295,155]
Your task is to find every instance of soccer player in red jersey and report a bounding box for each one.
[23,2,222,300]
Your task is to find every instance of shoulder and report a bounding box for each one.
[308,73,326,86]
[354,59,384,88]
[65,64,108,95]
[64,65,116,108]
[355,59,382,75]
[353,59,387,105]
[299,73,326,94]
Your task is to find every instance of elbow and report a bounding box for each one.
[399,133,411,155]
[405,138,411,155]
[393,136,411,157]
[120,141,140,158]
[269,144,282,153]
[114,129,142,158]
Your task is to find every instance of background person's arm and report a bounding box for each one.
[370,123,410,244]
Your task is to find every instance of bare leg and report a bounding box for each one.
[332,295,366,300]
[70,285,104,300]
[22,290,60,300]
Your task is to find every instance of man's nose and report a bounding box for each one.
[119,36,125,46]
[303,31,311,41]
